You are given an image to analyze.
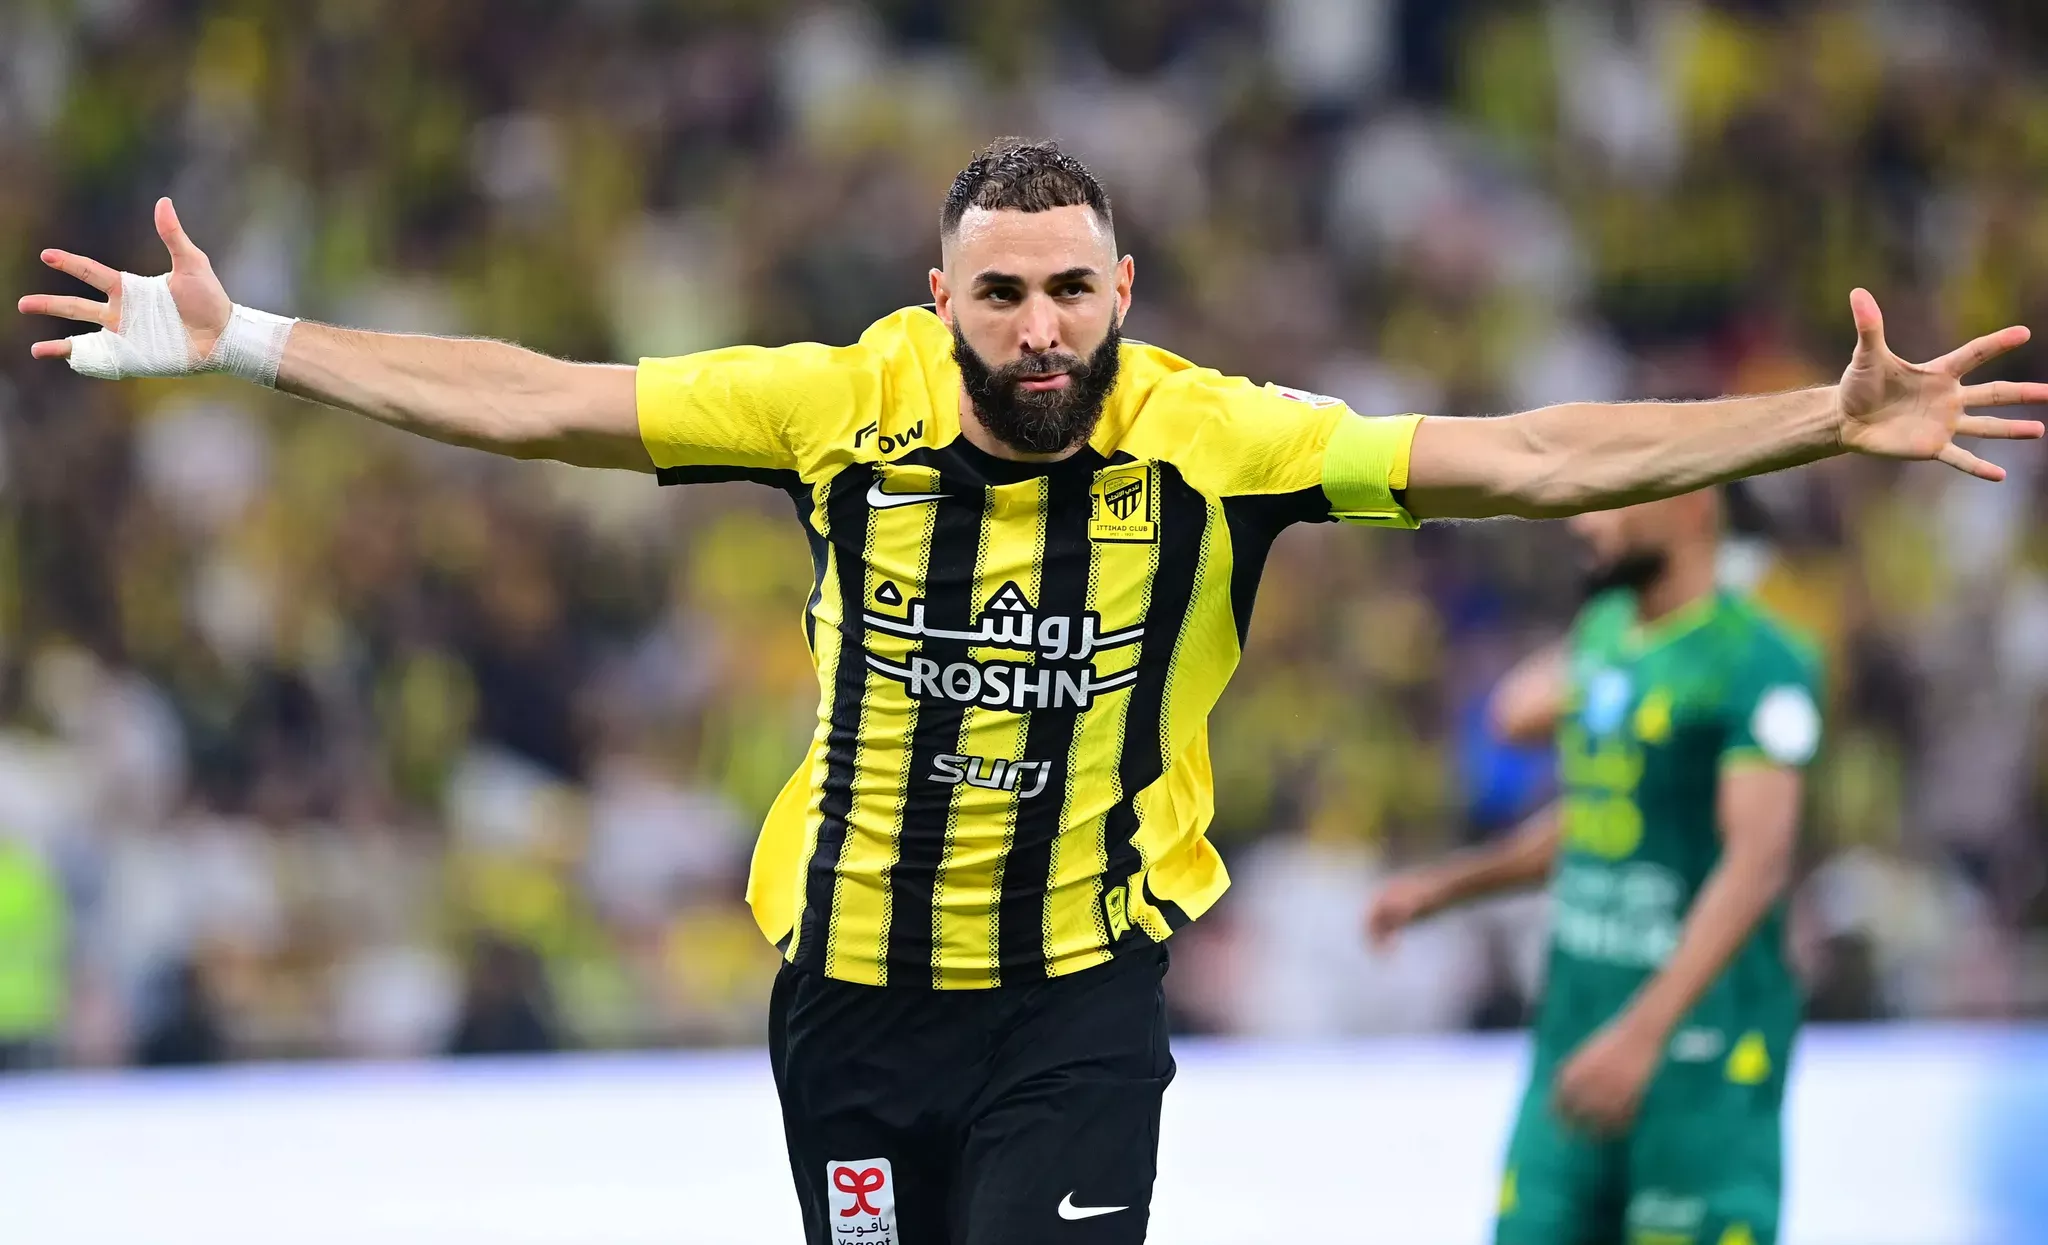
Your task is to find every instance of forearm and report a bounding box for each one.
[1615,844,1792,1044]
[1409,387,1842,520]
[277,324,645,468]
[1417,805,1560,915]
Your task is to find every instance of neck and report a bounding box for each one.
[955,389,1085,463]
[1633,543,1718,624]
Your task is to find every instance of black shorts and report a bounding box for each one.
[768,946,1175,1245]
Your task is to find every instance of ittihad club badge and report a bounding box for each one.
[1089,462,1157,543]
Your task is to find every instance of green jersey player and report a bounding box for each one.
[1369,487,1823,1245]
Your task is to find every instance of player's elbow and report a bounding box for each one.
[1499,450,1621,519]
[1475,424,1599,519]
[491,364,647,470]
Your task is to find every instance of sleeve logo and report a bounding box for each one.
[1750,685,1820,766]
[1265,382,1343,408]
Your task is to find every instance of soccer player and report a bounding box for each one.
[1368,488,1822,1245]
[18,138,2042,1243]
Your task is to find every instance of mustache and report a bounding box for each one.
[951,314,1122,456]
[990,351,1089,381]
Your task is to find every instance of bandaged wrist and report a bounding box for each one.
[67,272,296,388]
[207,304,296,388]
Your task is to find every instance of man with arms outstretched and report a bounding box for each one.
[20,139,2041,1243]
[1371,489,1821,1245]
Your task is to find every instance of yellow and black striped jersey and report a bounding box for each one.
[640,307,1419,988]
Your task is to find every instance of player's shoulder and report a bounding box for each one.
[788,307,956,462]
[1131,351,1350,428]
[1571,590,1636,648]
[1113,348,1357,490]
[1720,593,1823,685]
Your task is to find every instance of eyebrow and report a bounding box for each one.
[972,266,1101,288]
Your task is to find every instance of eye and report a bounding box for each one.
[984,288,1019,304]
[1059,283,1089,298]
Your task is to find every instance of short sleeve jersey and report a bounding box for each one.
[1540,589,1823,1072]
[640,307,1420,988]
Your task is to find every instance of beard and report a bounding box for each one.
[1579,548,1669,601]
[952,316,1123,456]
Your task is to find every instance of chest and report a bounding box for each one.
[828,456,1218,716]
[1559,640,1733,791]
[842,458,1208,620]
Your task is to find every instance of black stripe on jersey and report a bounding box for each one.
[1142,874,1190,932]
[996,468,1095,982]
[793,465,877,972]
[1100,463,1208,947]
[654,465,804,490]
[885,475,985,986]
[1220,486,1326,646]
[793,480,828,654]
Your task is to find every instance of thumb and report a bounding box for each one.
[155,197,207,270]
[1849,287,1886,357]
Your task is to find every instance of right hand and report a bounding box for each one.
[1364,872,1445,950]
[17,197,231,362]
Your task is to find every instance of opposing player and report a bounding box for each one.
[1369,488,1822,1245]
[19,138,2041,1243]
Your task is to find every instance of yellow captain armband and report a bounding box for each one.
[1322,412,1423,528]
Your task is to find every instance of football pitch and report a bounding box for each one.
[2,1027,2040,1244]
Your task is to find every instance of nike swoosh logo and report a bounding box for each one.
[1057,1193,1129,1221]
[866,480,948,510]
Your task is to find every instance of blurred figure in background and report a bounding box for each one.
[133,954,226,1067]
[1369,489,1821,1245]
[0,829,65,1072]
[445,934,562,1058]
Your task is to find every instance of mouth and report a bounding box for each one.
[1016,373,1071,392]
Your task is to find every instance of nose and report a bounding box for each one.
[1017,293,1061,356]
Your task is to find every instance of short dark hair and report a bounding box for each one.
[940,138,1113,239]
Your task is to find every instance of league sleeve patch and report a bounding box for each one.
[1264,382,1343,408]
[1749,686,1820,766]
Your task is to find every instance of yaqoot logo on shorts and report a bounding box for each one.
[1089,463,1157,543]
[862,581,1143,712]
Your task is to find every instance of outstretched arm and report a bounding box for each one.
[1404,289,2046,520]
[18,199,649,471]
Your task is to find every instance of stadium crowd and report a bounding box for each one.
[2,0,2046,1066]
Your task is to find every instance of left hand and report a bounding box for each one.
[1553,1018,1662,1135]
[1836,288,2048,480]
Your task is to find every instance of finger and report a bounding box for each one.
[1932,325,2030,378]
[1955,413,2047,440]
[1850,288,1886,355]
[29,339,74,360]
[155,197,206,269]
[1961,381,2048,410]
[1938,443,2005,482]
[16,293,112,327]
[40,248,119,293]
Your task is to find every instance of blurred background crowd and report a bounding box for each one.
[2,0,2046,1069]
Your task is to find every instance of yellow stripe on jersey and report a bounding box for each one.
[1042,494,1157,973]
[639,307,1428,988]
[935,478,1046,987]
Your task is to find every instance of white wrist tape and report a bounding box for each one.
[67,272,296,387]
